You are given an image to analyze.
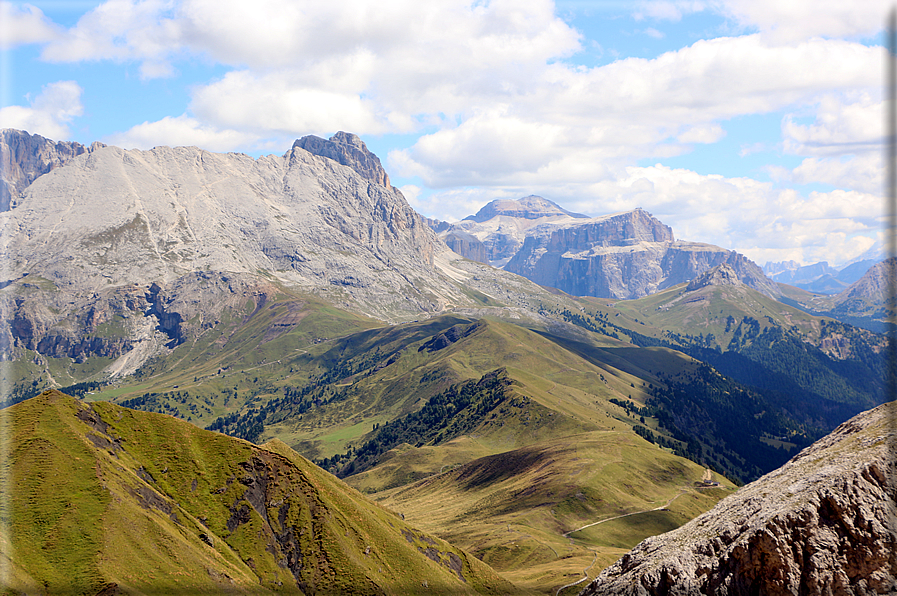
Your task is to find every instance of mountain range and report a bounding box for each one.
[429,196,780,300]
[0,128,892,595]
[764,258,877,294]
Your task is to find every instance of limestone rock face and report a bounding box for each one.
[434,197,779,300]
[0,129,103,211]
[442,229,489,264]
[685,263,742,291]
[505,210,777,300]
[0,132,472,321]
[463,195,588,223]
[579,401,897,596]
[293,131,390,187]
[0,130,493,371]
[431,196,596,267]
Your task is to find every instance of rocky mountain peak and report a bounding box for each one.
[292,131,390,187]
[463,195,588,223]
[2,133,471,335]
[686,263,742,291]
[763,259,801,276]
[836,257,894,303]
[1,128,104,211]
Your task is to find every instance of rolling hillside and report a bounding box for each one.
[1,390,519,595]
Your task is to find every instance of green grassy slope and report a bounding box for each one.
[574,283,887,434]
[1,390,522,595]
[9,278,874,594]
[357,431,735,595]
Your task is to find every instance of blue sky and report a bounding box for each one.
[0,0,889,267]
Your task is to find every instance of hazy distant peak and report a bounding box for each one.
[292,131,390,187]
[763,259,801,275]
[463,195,588,223]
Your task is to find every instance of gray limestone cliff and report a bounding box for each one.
[431,196,594,267]
[434,197,779,300]
[0,129,103,211]
[579,401,897,596]
[504,209,778,300]
[442,229,489,264]
[0,130,483,368]
[293,131,390,187]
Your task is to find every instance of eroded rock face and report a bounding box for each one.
[579,401,897,596]
[506,217,777,300]
[293,131,390,187]
[0,130,470,323]
[433,198,779,300]
[442,230,489,264]
[685,263,742,291]
[0,129,102,211]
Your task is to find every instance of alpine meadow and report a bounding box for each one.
[1,1,895,594]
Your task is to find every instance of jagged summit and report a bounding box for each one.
[0,128,104,211]
[463,195,588,223]
[0,130,478,347]
[428,196,779,299]
[685,263,742,291]
[292,131,390,187]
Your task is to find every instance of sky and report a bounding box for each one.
[0,0,890,268]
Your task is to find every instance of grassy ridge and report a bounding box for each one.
[2,391,523,595]
[359,431,735,594]
[11,280,879,594]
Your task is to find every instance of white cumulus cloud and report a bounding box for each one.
[782,93,882,156]
[0,2,61,49]
[0,81,83,140]
[714,0,891,42]
[40,0,182,78]
[103,115,259,151]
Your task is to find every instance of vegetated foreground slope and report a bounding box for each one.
[1,390,520,595]
[366,430,735,594]
[90,308,744,594]
[580,400,897,596]
[561,266,888,462]
[3,129,891,595]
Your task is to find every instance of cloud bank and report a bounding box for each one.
[3,0,888,266]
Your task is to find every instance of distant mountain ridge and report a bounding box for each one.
[432,198,780,300]
[462,194,588,222]
[763,258,877,294]
[774,258,895,332]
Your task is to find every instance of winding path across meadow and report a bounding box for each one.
[554,487,689,595]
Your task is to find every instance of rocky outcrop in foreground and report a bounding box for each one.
[580,401,897,596]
